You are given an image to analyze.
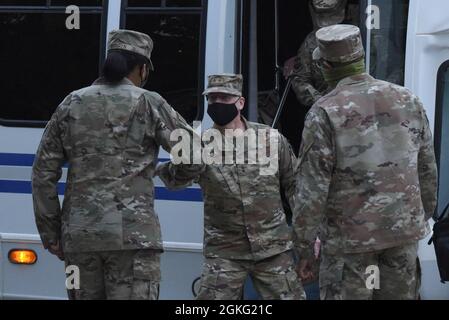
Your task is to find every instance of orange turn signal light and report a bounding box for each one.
[8,249,38,265]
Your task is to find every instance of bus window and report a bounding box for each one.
[166,0,202,7]
[435,61,449,219]
[243,0,312,154]
[0,0,105,126]
[367,0,409,86]
[50,0,103,5]
[127,0,202,7]
[122,0,206,124]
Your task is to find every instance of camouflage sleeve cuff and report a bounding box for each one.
[155,162,177,190]
[41,237,59,250]
[156,162,197,190]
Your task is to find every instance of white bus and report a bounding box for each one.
[0,0,448,300]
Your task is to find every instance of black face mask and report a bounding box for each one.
[207,101,239,126]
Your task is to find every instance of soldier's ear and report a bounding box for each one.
[236,97,245,111]
[142,64,149,79]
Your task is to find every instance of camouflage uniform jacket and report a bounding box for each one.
[292,31,330,108]
[294,73,438,260]
[158,119,297,261]
[32,78,203,253]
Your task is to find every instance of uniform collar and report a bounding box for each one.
[336,73,374,88]
[92,77,135,86]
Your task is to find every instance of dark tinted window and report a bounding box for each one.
[1,0,102,6]
[0,0,47,5]
[250,0,313,153]
[0,10,102,123]
[369,0,409,85]
[435,61,449,219]
[127,0,163,7]
[166,0,202,7]
[50,0,103,6]
[127,0,202,7]
[124,6,205,124]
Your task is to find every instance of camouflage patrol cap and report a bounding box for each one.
[312,24,365,63]
[310,0,347,28]
[108,29,154,71]
[203,74,243,96]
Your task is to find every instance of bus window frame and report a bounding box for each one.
[120,0,208,122]
[0,0,109,128]
[434,60,449,218]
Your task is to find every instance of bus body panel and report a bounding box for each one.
[405,0,449,299]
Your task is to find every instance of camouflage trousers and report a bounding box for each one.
[320,242,421,300]
[65,249,161,300]
[196,251,306,300]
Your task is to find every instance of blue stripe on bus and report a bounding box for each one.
[0,153,170,167]
[0,153,36,167]
[0,153,201,202]
[0,180,203,202]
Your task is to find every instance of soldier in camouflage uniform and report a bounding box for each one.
[32,29,204,300]
[291,0,348,108]
[294,25,438,300]
[289,1,349,289]
[157,74,306,300]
